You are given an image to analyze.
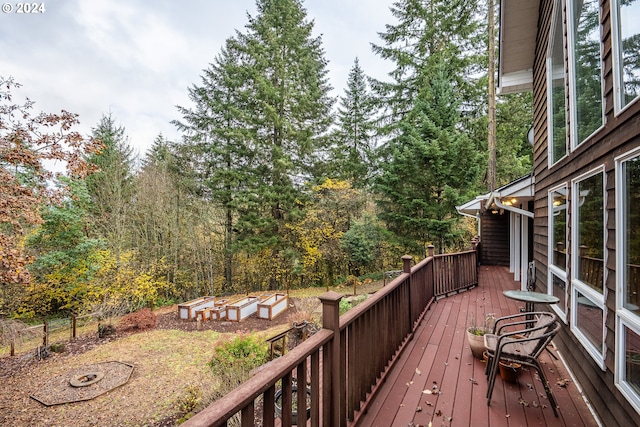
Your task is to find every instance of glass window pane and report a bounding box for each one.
[618,0,640,108]
[552,188,567,271]
[552,273,567,313]
[625,156,640,314]
[576,173,604,292]
[576,291,603,351]
[550,1,567,163]
[625,326,640,393]
[571,0,603,142]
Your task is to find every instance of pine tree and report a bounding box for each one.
[329,58,377,188]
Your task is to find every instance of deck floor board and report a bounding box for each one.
[355,265,600,427]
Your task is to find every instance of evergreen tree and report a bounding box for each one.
[371,0,483,127]
[230,0,334,288]
[375,66,481,255]
[26,177,105,314]
[174,38,254,293]
[85,113,135,263]
[328,58,377,188]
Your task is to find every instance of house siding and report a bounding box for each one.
[532,0,640,425]
[479,211,510,266]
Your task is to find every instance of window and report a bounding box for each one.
[616,149,640,411]
[549,186,568,318]
[568,0,604,146]
[547,0,567,165]
[572,170,605,367]
[612,0,640,112]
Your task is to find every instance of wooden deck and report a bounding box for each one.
[355,265,600,427]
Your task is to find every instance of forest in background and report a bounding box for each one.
[0,0,532,320]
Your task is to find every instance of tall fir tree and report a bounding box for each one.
[375,66,481,255]
[371,0,483,127]
[174,38,254,292]
[230,0,334,288]
[85,113,135,264]
[329,58,377,188]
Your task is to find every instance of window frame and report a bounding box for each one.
[615,146,640,411]
[547,0,568,168]
[548,183,569,321]
[566,0,606,149]
[610,0,640,115]
[570,167,607,369]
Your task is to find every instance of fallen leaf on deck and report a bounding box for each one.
[425,400,433,406]
[435,409,442,417]
[531,401,540,408]
[470,378,478,385]
[557,378,569,387]
[518,397,529,407]
[416,368,422,375]
[416,406,422,412]
[422,389,432,394]
[443,415,453,422]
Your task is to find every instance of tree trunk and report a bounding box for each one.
[487,0,497,192]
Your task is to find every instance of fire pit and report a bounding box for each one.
[30,361,134,406]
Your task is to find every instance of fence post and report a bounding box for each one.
[43,322,48,347]
[72,315,77,340]
[319,291,343,427]
[427,245,435,257]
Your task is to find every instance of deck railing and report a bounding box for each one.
[183,248,478,427]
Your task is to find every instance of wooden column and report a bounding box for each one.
[319,291,342,427]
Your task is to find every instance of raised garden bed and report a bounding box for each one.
[226,296,259,322]
[177,297,215,320]
[258,293,289,320]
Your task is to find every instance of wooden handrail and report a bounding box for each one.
[183,248,478,426]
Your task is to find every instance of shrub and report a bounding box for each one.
[119,308,157,331]
[175,384,202,417]
[209,334,269,395]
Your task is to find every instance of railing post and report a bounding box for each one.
[402,255,412,273]
[319,291,343,427]
[402,255,414,330]
[427,245,435,257]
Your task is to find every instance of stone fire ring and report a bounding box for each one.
[30,361,134,406]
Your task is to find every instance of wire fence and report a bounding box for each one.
[1,313,101,357]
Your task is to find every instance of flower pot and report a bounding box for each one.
[499,360,522,383]
[274,385,311,425]
[467,328,488,359]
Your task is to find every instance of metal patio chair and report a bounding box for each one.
[484,311,561,416]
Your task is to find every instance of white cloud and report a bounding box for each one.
[0,0,395,157]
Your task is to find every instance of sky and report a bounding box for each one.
[0,0,396,160]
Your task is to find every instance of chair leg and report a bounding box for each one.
[532,360,559,417]
[486,353,500,403]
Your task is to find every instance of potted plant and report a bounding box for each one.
[498,360,522,383]
[274,381,312,425]
[467,313,495,359]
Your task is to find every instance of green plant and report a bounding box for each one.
[175,384,202,416]
[468,313,495,336]
[209,334,269,387]
[49,342,65,353]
